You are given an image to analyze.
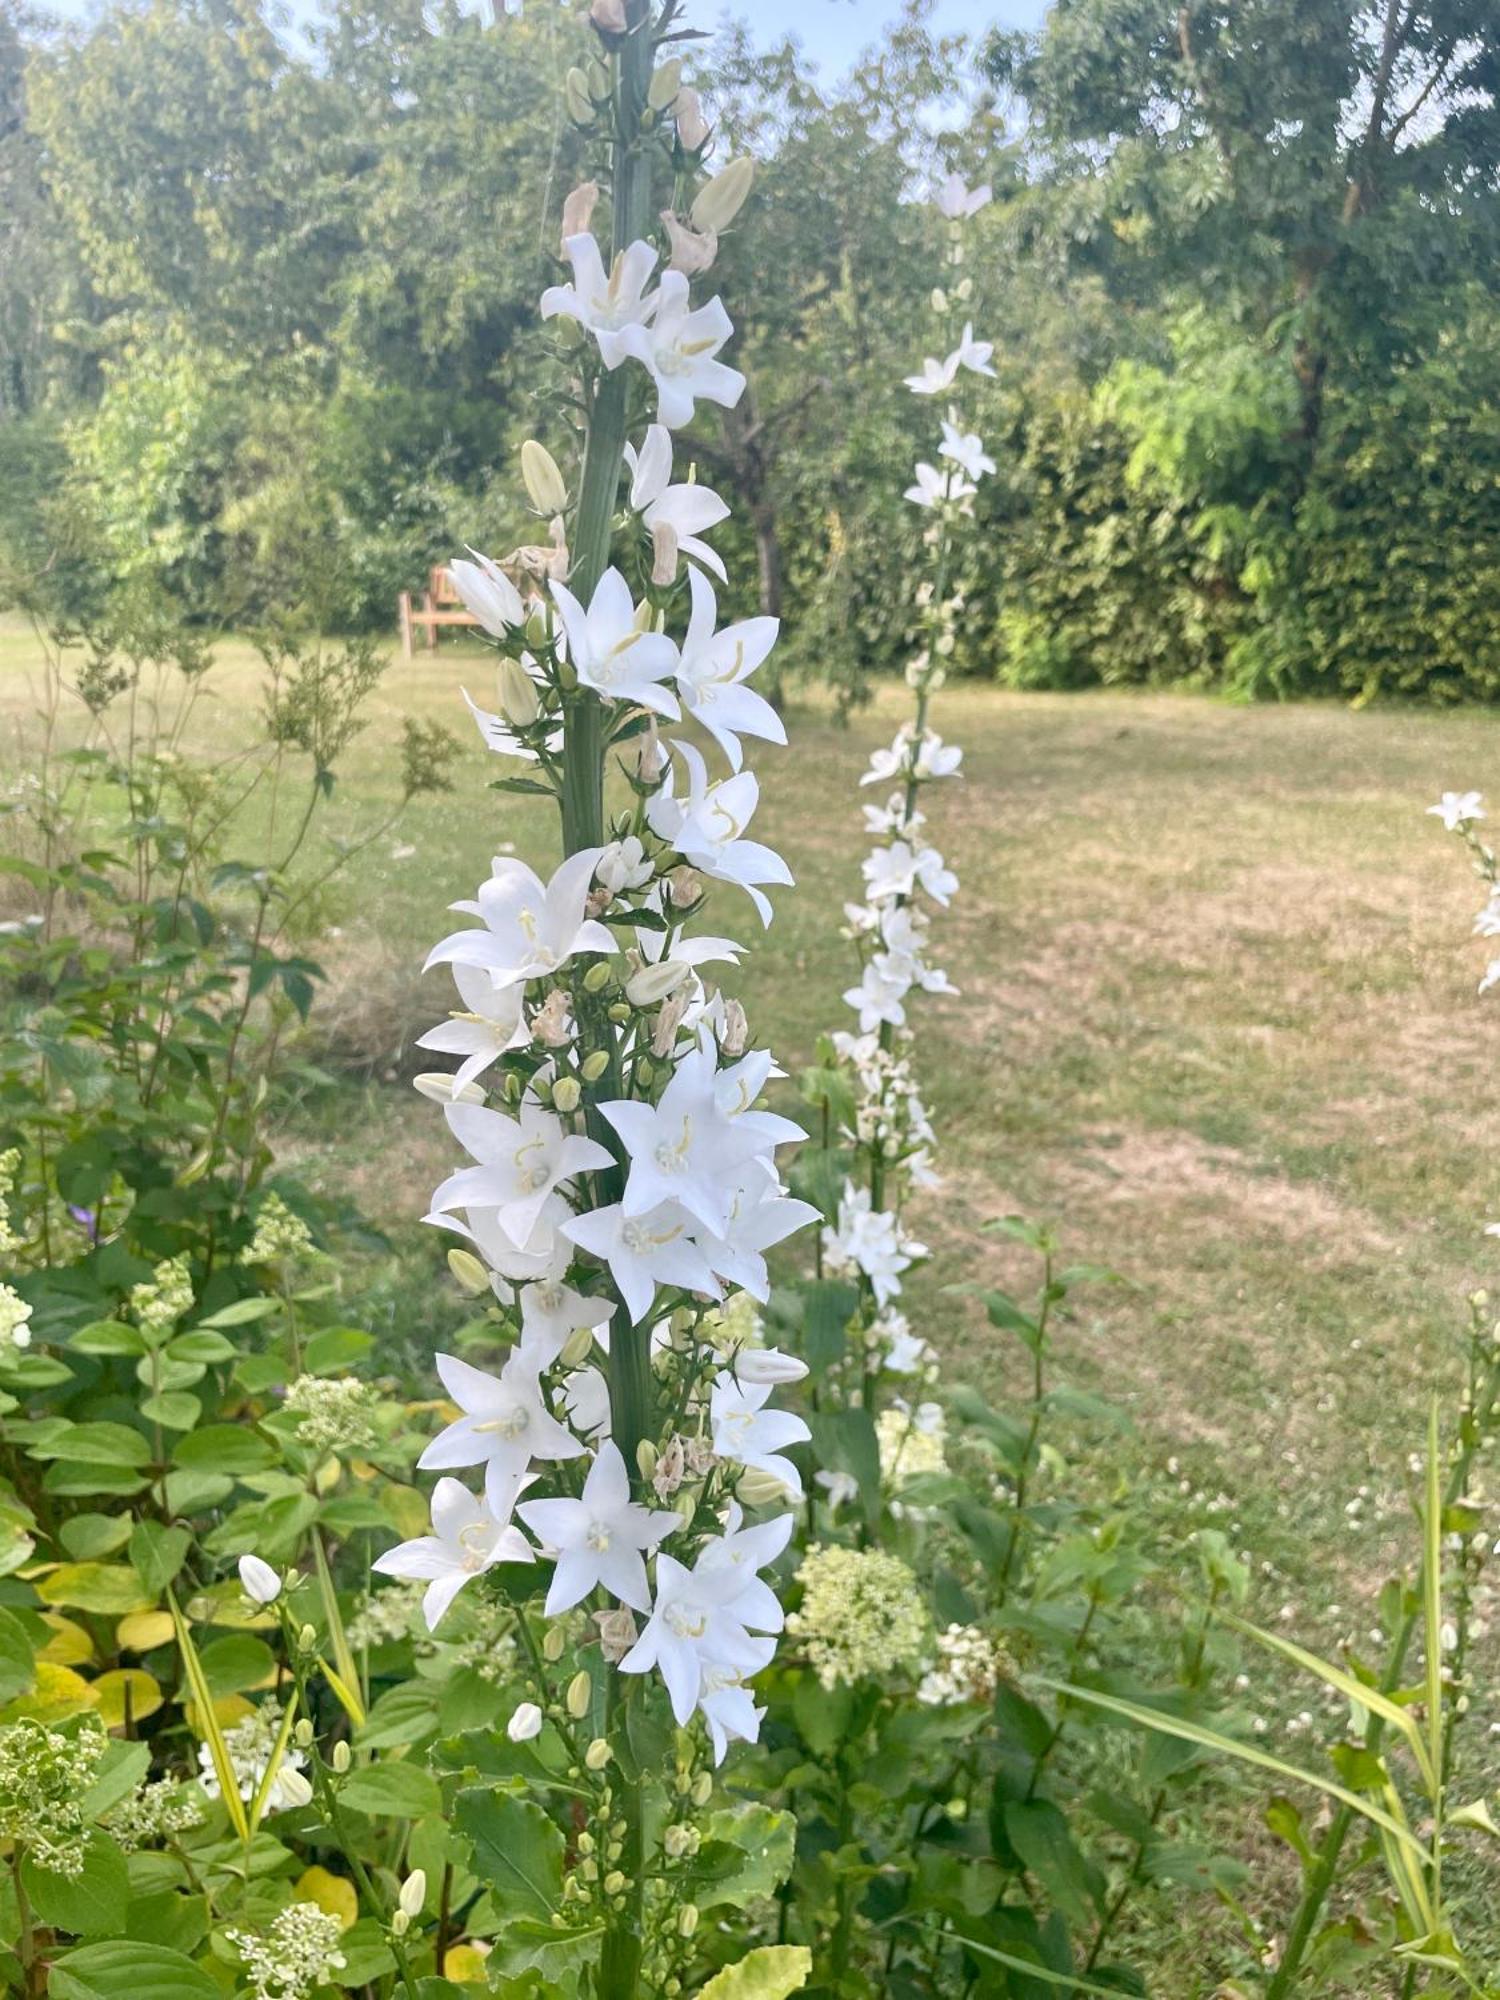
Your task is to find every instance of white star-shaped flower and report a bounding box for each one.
[517,1439,674,1615]
[939,420,995,481]
[428,1099,612,1249]
[418,1349,585,1514]
[550,568,681,716]
[626,425,730,581]
[426,848,614,990]
[645,740,792,926]
[540,234,660,367]
[372,1478,533,1631]
[1428,791,1485,831]
[560,1198,721,1326]
[710,1374,810,1499]
[617,271,746,430]
[672,568,785,772]
[933,172,992,220]
[415,963,528,1091]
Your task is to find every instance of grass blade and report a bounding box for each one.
[1038,1679,1428,1864]
[169,1589,249,1842]
[920,1925,1133,1997]
[1223,1611,1434,1791]
[312,1531,366,1727]
[248,1685,300,1837]
[1424,1399,1444,1806]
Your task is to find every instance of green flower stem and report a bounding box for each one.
[555,6,657,1993]
[1264,1347,1500,2000]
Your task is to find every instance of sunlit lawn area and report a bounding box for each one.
[7,612,1500,1886]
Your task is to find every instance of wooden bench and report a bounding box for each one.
[398,566,483,657]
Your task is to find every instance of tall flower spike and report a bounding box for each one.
[384,22,808,1973]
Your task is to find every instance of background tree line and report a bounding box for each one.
[1,0,1497,702]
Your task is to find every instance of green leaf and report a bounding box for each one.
[29,1422,150,1468]
[172,1424,274,1473]
[694,1804,797,1909]
[22,1832,130,1938]
[801,1280,859,1371]
[338,1762,442,1820]
[36,1564,154,1615]
[1003,1799,1104,1926]
[49,1940,220,2000]
[302,1326,374,1374]
[697,1946,813,1999]
[196,1297,281,1329]
[454,1788,564,1920]
[0,1606,35,1702]
[128,1521,191,1598]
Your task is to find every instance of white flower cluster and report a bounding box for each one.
[824,173,993,1384]
[227,1902,347,2000]
[377,196,815,1763]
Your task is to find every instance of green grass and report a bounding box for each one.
[8,616,1500,1980]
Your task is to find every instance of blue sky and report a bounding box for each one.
[46,0,1049,63]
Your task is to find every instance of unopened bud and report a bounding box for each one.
[542,1624,567,1663]
[690,1771,712,1807]
[299,1623,318,1653]
[931,286,948,313]
[497,654,541,727]
[737,1465,793,1506]
[585,1736,612,1771]
[650,517,682,584]
[521,440,568,517]
[448,1248,491,1296]
[691,155,754,234]
[566,1670,592,1719]
[583,959,613,992]
[678,1904,699,1938]
[559,1323,596,1369]
[636,1439,659,1479]
[603,1870,626,1897]
[294,1718,315,1748]
[552,1076,582,1114]
[331,1739,351,1773]
[413,1071,486,1106]
[391,1909,410,1937]
[607,1001,631,1024]
[565,67,593,122]
[399,1870,427,1918]
[648,57,682,110]
[676,85,710,152]
[626,958,689,1007]
[581,1049,611,1082]
[507,1701,544,1742]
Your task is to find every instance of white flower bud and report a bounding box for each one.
[566,1670,592,1719]
[650,518,682,586]
[585,1736,612,1771]
[691,156,754,234]
[399,1870,427,1918]
[279,1767,314,1808]
[648,58,682,110]
[735,1346,810,1386]
[625,959,690,1007]
[552,1076,582,1114]
[507,1702,543,1742]
[331,1739,351,1773]
[238,1554,281,1605]
[582,958,614,992]
[636,721,664,783]
[559,1323,597,1369]
[542,1623,567,1663]
[413,1072,486,1106]
[447,1248,491,1296]
[931,287,948,313]
[737,1465,794,1506]
[391,1909,410,1939]
[521,440,568,517]
[676,85,710,152]
[497,654,541,727]
[581,1049,610,1082]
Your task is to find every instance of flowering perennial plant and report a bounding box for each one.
[820,173,993,1396]
[370,5,814,1987]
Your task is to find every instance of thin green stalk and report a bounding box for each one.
[553,5,657,1991]
[1265,1356,1500,1999]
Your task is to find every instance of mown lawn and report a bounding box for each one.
[7,616,1500,1978]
